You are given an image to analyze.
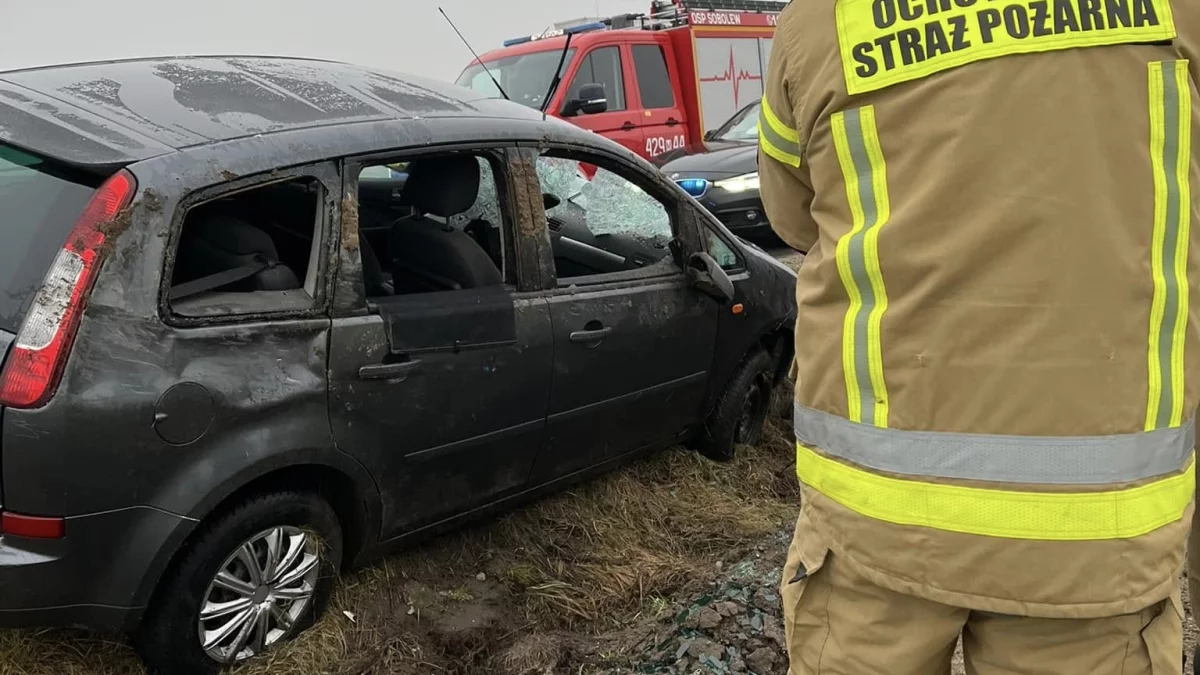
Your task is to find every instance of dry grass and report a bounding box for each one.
[495,424,796,629]
[0,411,798,675]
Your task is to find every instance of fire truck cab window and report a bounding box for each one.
[632,45,675,109]
[569,47,626,112]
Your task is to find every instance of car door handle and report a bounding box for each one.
[358,360,421,381]
[666,117,680,126]
[621,121,637,131]
[570,327,613,343]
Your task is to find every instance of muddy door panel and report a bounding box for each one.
[327,288,552,539]
[529,279,718,483]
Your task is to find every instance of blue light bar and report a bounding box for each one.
[503,20,608,47]
[676,178,709,197]
[565,21,607,34]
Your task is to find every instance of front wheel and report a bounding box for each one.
[136,492,343,675]
[694,348,775,462]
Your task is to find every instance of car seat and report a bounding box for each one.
[172,213,300,297]
[359,236,393,297]
[389,156,503,293]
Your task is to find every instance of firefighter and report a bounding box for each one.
[758,0,1200,672]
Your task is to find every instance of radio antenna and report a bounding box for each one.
[439,7,510,101]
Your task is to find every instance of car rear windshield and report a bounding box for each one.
[0,144,99,332]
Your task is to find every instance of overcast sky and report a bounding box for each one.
[0,0,649,83]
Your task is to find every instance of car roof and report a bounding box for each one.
[0,55,539,168]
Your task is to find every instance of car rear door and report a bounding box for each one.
[326,147,553,540]
[562,43,645,157]
[520,146,719,484]
[629,39,689,162]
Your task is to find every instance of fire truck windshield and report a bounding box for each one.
[456,49,576,110]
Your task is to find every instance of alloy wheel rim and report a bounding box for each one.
[198,526,320,664]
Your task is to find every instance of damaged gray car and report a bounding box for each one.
[0,56,796,674]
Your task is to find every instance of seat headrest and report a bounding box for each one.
[184,213,279,259]
[401,156,481,218]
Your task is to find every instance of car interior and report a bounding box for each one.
[356,154,507,298]
[359,152,676,288]
[538,156,676,280]
[166,151,680,312]
[168,177,320,311]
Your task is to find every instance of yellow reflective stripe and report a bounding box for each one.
[760,134,802,168]
[831,106,891,427]
[758,97,802,167]
[796,443,1196,541]
[761,96,799,144]
[1145,60,1193,431]
[1169,61,1192,429]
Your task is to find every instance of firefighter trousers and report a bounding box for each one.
[782,517,1183,675]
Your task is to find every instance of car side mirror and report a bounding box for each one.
[562,83,608,117]
[687,251,735,304]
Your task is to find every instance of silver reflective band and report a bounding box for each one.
[794,404,1196,485]
[758,107,801,160]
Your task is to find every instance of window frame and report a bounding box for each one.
[567,45,627,113]
[340,143,522,312]
[530,144,692,289]
[159,161,339,327]
[631,44,676,110]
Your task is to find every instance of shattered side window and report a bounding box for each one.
[536,157,671,244]
[450,157,502,228]
[535,153,676,281]
[535,156,589,215]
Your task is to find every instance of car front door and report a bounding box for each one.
[522,147,720,484]
[327,147,553,540]
[562,44,644,157]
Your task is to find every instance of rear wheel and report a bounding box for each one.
[136,492,342,675]
[695,348,775,462]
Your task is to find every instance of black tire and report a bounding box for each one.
[136,492,343,675]
[695,348,775,462]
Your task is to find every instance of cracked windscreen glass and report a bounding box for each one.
[535,156,672,248]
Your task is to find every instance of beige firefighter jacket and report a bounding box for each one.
[761,0,1200,617]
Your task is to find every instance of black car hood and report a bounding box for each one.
[661,141,757,179]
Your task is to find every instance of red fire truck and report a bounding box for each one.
[454,0,787,164]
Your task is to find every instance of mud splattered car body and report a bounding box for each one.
[0,56,795,672]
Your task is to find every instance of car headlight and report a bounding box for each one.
[713,172,760,193]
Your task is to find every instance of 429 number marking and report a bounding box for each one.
[646,135,686,157]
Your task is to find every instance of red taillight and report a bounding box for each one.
[0,170,136,409]
[0,512,65,539]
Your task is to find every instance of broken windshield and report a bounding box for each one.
[456,49,576,110]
